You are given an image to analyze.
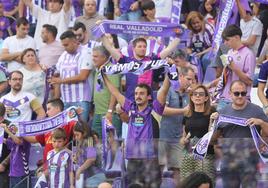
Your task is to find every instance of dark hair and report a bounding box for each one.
[132,37,147,48]
[73,22,87,32]
[43,24,58,38]
[111,34,120,49]
[60,30,76,40]
[16,17,29,27]
[48,0,64,4]
[47,98,64,111]
[9,70,24,80]
[0,103,6,117]
[180,172,213,188]
[222,24,242,40]
[52,128,67,140]
[229,80,247,91]
[21,48,36,64]
[73,121,92,138]
[141,0,155,11]
[199,0,217,18]
[136,83,151,96]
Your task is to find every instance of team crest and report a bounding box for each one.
[67,108,77,119]
[7,123,18,135]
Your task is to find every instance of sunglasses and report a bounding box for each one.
[232,91,247,97]
[192,92,206,97]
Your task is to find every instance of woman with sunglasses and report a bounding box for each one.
[180,84,216,182]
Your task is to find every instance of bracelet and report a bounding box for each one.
[107,109,113,113]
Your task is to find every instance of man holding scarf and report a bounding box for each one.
[210,80,268,188]
[102,71,171,187]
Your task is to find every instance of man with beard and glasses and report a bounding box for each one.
[0,71,45,122]
[102,72,170,188]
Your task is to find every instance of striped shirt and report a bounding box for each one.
[56,46,93,103]
[189,23,215,53]
[47,149,72,188]
[25,0,46,24]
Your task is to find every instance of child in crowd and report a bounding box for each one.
[0,123,30,188]
[73,121,106,188]
[47,128,74,188]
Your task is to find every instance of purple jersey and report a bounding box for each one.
[72,0,83,17]
[258,60,268,98]
[1,0,19,12]
[119,0,136,14]
[47,149,72,188]
[6,138,30,177]
[123,99,165,159]
[0,16,12,39]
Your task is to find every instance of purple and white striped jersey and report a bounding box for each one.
[25,0,46,24]
[189,23,215,53]
[56,46,93,103]
[47,148,72,188]
[121,39,165,57]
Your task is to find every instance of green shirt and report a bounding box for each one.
[93,72,120,114]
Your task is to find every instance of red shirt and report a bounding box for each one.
[35,121,76,161]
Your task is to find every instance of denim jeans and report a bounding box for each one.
[10,176,28,188]
[64,101,93,123]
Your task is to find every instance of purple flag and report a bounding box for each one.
[0,127,4,157]
[254,0,268,4]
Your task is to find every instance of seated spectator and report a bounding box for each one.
[0,17,36,72]
[18,48,46,104]
[185,11,214,77]
[179,172,213,188]
[198,0,217,26]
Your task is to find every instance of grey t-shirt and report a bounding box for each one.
[218,102,268,138]
[160,88,189,141]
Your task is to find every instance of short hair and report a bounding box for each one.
[180,172,213,188]
[171,49,188,60]
[0,103,6,117]
[60,30,76,40]
[16,17,29,27]
[92,45,110,59]
[73,22,87,32]
[141,0,155,11]
[42,24,58,38]
[132,37,147,47]
[135,83,152,96]
[49,0,64,4]
[9,70,24,80]
[21,48,36,64]
[229,80,247,91]
[47,98,64,111]
[222,24,242,40]
[179,67,195,76]
[52,128,67,140]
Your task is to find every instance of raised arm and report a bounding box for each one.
[63,0,72,12]
[21,0,33,12]
[102,73,125,106]
[0,123,23,145]
[101,34,121,61]
[235,0,247,20]
[157,75,170,105]
[159,38,180,59]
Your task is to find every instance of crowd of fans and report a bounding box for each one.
[0,0,267,187]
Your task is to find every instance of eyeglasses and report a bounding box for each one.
[192,92,206,97]
[232,91,247,97]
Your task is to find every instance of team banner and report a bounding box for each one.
[0,127,4,157]
[7,106,78,137]
[209,0,235,59]
[92,20,182,38]
[98,59,180,91]
[193,115,268,163]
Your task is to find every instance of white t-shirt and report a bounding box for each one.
[240,16,263,55]
[2,35,36,72]
[0,91,38,122]
[32,4,71,49]
[19,67,46,104]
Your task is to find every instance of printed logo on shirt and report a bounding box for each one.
[7,108,21,119]
[133,115,144,127]
[237,56,241,61]
[50,163,57,172]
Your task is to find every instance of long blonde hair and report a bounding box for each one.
[185,84,212,117]
[185,11,205,33]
